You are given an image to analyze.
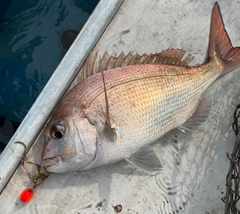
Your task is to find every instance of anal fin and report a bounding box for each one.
[125,146,162,174]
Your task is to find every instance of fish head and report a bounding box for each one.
[41,112,97,173]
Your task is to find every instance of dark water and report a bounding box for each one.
[0,0,99,152]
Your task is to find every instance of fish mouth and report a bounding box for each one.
[41,156,61,167]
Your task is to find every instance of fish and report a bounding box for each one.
[41,3,240,174]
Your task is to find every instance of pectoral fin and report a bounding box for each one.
[101,116,117,142]
[125,146,162,174]
[82,62,117,142]
[83,108,117,142]
[179,93,212,131]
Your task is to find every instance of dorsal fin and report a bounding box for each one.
[79,49,194,81]
[157,49,194,66]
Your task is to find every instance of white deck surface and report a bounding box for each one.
[1,0,240,213]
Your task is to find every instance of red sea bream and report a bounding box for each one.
[41,3,240,174]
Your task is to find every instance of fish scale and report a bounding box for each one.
[81,62,220,156]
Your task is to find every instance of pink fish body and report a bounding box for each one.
[41,3,240,174]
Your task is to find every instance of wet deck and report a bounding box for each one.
[1,0,240,213]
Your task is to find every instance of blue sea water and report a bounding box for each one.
[0,0,99,151]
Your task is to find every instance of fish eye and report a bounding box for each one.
[50,123,65,139]
[52,130,64,139]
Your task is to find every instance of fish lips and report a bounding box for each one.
[41,156,61,167]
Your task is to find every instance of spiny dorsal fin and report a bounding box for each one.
[79,49,194,81]
[157,49,194,66]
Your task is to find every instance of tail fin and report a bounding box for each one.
[208,2,240,77]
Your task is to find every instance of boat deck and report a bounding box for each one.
[1,0,240,213]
